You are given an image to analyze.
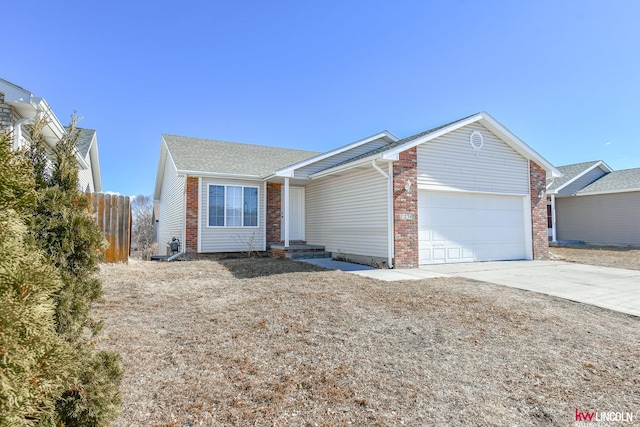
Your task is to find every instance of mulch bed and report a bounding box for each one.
[96,258,639,426]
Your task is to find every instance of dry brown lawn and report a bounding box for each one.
[96,257,640,426]
[550,245,640,271]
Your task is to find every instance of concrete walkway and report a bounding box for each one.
[299,258,640,317]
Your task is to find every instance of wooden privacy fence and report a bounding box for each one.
[89,193,131,263]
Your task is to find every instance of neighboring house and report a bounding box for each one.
[153,112,560,267]
[0,77,101,192]
[547,161,640,246]
[73,128,102,192]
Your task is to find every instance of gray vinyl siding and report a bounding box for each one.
[305,167,388,258]
[157,157,186,255]
[199,178,266,252]
[417,123,529,194]
[558,168,607,195]
[293,137,391,179]
[77,153,94,192]
[556,192,640,246]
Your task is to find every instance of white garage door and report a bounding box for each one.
[419,191,527,264]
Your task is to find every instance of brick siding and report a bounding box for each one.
[0,93,15,132]
[185,177,199,253]
[266,183,281,246]
[271,248,286,259]
[530,161,549,260]
[393,147,419,268]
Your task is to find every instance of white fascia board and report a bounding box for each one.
[479,112,561,178]
[38,98,66,142]
[576,188,640,196]
[598,161,614,173]
[383,114,484,158]
[153,139,170,200]
[273,169,295,178]
[9,96,90,173]
[273,130,398,176]
[1,79,65,142]
[309,153,393,180]
[553,161,611,194]
[10,97,67,148]
[88,133,102,193]
[383,111,562,179]
[74,150,90,170]
[177,170,262,180]
[0,78,34,102]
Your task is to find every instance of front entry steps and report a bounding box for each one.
[270,244,331,260]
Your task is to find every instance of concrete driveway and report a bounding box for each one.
[347,260,640,317]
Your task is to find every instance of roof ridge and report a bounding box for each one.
[162,134,320,154]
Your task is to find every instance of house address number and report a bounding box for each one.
[400,213,414,220]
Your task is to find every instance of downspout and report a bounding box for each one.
[550,194,557,243]
[283,177,290,247]
[13,117,36,150]
[167,250,185,261]
[372,160,394,269]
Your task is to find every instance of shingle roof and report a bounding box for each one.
[546,161,603,192]
[163,134,320,177]
[73,128,96,158]
[577,168,640,194]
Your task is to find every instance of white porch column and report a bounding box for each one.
[283,177,290,247]
[387,162,395,268]
[551,194,557,243]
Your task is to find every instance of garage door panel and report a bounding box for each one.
[462,247,474,259]
[433,248,445,262]
[447,248,461,260]
[431,230,448,242]
[419,191,527,264]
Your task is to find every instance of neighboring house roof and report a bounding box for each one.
[546,160,612,193]
[72,128,102,192]
[74,128,96,157]
[576,168,640,195]
[1,78,101,180]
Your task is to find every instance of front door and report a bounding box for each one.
[282,186,305,241]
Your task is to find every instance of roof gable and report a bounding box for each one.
[274,131,398,179]
[547,160,612,194]
[320,115,476,173]
[70,127,96,157]
[310,112,561,179]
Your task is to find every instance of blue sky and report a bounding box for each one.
[4,1,639,196]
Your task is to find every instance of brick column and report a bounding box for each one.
[185,177,199,254]
[266,183,282,246]
[393,147,419,268]
[530,161,549,260]
[0,93,14,132]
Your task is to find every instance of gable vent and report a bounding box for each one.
[469,130,484,150]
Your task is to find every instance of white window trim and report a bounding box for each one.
[206,183,260,228]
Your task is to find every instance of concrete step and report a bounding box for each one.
[287,251,332,260]
[270,244,326,253]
